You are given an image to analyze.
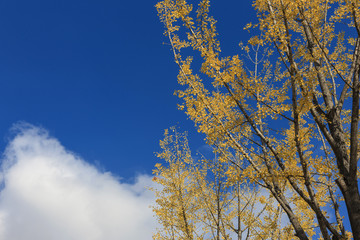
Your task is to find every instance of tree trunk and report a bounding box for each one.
[337,177,360,240]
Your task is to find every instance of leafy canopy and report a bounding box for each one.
[153,0,360,239]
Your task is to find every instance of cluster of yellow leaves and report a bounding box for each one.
[152,128,296,239]
[154,0,359,239]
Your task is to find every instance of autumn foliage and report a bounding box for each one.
[152,0,360,239]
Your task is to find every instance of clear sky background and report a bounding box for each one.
[0,0,256,239]
[0,0,254,179]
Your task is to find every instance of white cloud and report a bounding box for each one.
[0,124,157,240]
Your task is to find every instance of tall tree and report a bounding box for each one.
[152,127,288,239]
[153,0,360,239]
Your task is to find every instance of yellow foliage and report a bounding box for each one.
[154,0,360,239]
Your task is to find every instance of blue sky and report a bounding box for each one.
[0,1,255,239]
[0,0,255,179]
[0,0,355,239]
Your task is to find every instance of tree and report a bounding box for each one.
[153,127,290,239]
[153,0,360,239]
